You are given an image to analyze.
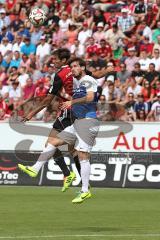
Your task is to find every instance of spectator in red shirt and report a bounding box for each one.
[23,78,36,100]
[126,35,140,54]
[86,37,98,59]
[0,108,10,121]
[0,94,8,114]
[97,39,112,61]
[153,80,160,98]
[106,9,118,29]
[59,0,71,16]
[141,80,154,107]
[139,36,154,56]
[152,0,160,14]
[34,79,48,97]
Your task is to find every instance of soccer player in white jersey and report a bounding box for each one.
[60,57,99,203]
[21,57,99,203]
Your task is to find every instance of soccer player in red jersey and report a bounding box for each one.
[18,48,80,192]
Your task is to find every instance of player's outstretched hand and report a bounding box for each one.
[60,101,72,110]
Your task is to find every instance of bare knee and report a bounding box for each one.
[45,128,65,147]
[47,137,64,147]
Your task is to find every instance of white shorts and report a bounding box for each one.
[58,118,99,153]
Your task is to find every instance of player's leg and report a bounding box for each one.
[47,128,71,177]
[54,147,76,192]
[52,110,80,189]
[78,151,90,193]
[54,110,81,191]
[72,119,99,203]
[72,151,92,204]
[68,145,81,176]
[47,128,76,192]
[18,132,66,177]
[57,125,78,191]
[61,146,81,192]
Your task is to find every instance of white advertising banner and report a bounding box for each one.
[0,121,160,152]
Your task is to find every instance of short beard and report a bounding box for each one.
[75,72,82,80]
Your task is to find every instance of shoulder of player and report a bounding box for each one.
[80,75,96,83]
[57,65,72,79]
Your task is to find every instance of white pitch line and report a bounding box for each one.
[1,234,160,239]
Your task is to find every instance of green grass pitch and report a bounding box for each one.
[0,187,160,240]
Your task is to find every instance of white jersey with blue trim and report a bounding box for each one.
[72,75,98,119]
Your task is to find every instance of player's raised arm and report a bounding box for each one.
[23,94,55,121]
[23,73,64,121]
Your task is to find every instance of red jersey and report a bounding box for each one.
[141,87,155,102]
[86,44,99,58]
[6,0,17,10]
[35,86,48,97]
[23,84,36,100]
[152,4,159,14]
[48,65,73,102]
[154,88,160,96]
[97,45,112,58]
[0,100,8,113]
[107,16,118,28]
[140,43,154,55]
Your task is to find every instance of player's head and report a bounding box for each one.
[68,57,86,79]
[52,48,71,68]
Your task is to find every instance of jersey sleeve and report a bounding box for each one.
[48,74,63,95]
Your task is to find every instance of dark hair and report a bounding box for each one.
[99,94,106,100]
[11,66,18,71]
[134,62,140,68]
[68,57,86,68]
[30,63,36,69]
[120,63,126,68]
[112,23,118,29]
[136,109,146,120]
[52,48,71,61]
[149,63,155,68]
[144,81,151,98]
[100,39,106,43]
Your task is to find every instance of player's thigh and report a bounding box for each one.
[58,124,77,146]
[46,128,65,147]
[46,128,68,158]
[74,119,99,153]
[48,134,65,147]
[46,128,59,146]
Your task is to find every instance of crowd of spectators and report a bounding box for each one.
[0,0,160,122]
